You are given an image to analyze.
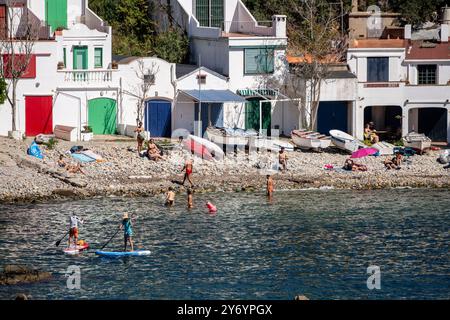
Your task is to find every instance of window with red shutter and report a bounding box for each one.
[2,54,36,79]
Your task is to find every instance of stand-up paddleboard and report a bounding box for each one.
[63,243,90,255]
[95,250,151,257]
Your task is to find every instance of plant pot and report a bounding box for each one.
[81,132,93,142]
[8,130,23,140]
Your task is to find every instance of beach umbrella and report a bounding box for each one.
[350,147,378,159]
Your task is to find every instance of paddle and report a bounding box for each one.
[55,230,70,247]
[100,228,121,250]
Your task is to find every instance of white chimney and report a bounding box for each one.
[441,24,449,42]
[272,15,287,38]
[404,24,412,40]
[442,6,450,26]
[352,0,358,13]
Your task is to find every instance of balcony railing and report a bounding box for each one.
[60,70,115,83]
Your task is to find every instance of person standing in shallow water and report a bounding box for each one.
[266,175,274,200]
[187,188,194,209]
[119,213,134,252]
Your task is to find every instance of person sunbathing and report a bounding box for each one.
[58,155,85,174]
[344,159,367,172]
[147,139,164,161]
[385,153,403,170]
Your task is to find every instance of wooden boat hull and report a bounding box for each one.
[372,141,395,156]
[291,130,331,150]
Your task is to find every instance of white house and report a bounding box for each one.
[160,0,299,136]
[0,0,116,139]
[347,24,450,143]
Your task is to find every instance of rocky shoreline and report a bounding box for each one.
[0,136,449,204]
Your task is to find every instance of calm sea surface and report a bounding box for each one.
[0,189,449,300]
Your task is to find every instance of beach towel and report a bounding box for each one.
[27,141,43,159]
[79,150,104,162]
[71,153,95,163]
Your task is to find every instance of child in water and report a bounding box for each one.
[187,188,194,209]
[266,175,274,199]
[165,187,176,206]
[119,213,134,252]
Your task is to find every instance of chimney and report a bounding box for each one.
[441,6,450,27]
[272,15,287,38]
[352,0,358,13]
[441,24,449,42]
[404,24,412,40]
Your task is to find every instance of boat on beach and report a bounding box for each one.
[372,141,395,156]
[329,130,365,153]
[205,126,258,147]
[183,134,225,160]
[402,132,432,154]
[253,137,294,152]
[291,130,331,150]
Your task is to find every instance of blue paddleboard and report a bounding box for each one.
[95,250,151,257]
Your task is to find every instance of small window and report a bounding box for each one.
[197,74,207,84]
[94,48,103,68]
[367,57,389,82]
[244,48,274,75]
[418,65,437,85]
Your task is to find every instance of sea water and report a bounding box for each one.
[0,189,449,300]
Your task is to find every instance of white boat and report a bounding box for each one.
[205,127,258,147]
[402,132,432,153]
[329,130,365,153]
[372,141,395,156]
[253,137,294,152]
[185,134,225,160]
[291,130,331,150]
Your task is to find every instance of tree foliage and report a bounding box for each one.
[89,0,189,62]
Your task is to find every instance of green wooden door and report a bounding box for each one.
[46,0,67,30]
[88,98,117,135]
[245,98,271,134]
[73,46,88,70]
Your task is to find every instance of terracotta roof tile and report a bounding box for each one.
[350,39,407,48]
[405,40,450,60]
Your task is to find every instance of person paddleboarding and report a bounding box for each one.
[68,215,84,248]
[119,213,134,252]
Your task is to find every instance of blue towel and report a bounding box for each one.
[27,141,43,159]
[71,153,95,163]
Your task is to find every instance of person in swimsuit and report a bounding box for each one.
[119,213,134,252]
[279,147,288,173]
[187,188,194,209]
[68,215,84,248]
[364,123,379,144]
[58,155,85,174]
[165,187,176,207]
[266,175,274,199]
[134,121,145,155]
[147,139,164,161]
[181,159,194,187]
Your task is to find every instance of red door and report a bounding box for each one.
[25,96,53,136]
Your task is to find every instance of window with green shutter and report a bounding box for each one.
[244,48,275,75]
[195,0,224,28]
[94,48,103,68]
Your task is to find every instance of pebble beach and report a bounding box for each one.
[0,136,449,203]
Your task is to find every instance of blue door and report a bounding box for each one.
[195,103,224,135]
[317,101,348,135]
[145,100,172,137]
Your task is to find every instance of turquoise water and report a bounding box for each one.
[0,189,449,300]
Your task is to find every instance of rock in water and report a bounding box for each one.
[1,265,51,286]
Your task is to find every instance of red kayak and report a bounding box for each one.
[183,137,213,160]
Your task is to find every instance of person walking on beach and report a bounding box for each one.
[134,121,145,155]
[187,188,194,209]
[165,187,176,207]
[68,215,84,248]
[279,147,288,173]
[266,175,274,199]
[181,159,194,187]
[119,213,134,252]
